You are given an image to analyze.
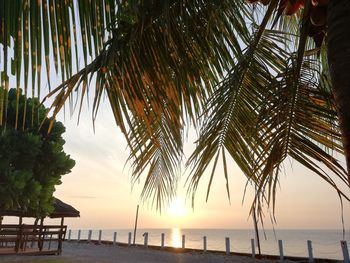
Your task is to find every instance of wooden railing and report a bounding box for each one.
[0,224,67,255]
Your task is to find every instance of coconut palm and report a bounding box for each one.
[0,0,349,212]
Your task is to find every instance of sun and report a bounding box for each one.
[168,198,187,217]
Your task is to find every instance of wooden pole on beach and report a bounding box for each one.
[307,240,313,263]
[98,230,102,244]
[113,232,117,246]
[78,230,81,241]
[278,240,284,262]
[88,230,92,242]
[133,205,139,245]
[182,235,185,249]
[225,237,230,255]
[251,239,256,258]
[252,203,261,255]
[143,232,149,248]
[161,233,165,249]
[128,232,132,246]
[203,236,207,253]
[68,230,72,241]
[341,241,350,263]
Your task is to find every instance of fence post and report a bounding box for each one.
[113,232,117,246]
[128,232,132,246]
[88,230,92,242]
[143,232,149,248]
[98,230,102,244]
[341,241,350,263]
[203,236,207,253]
[182,235,185,249]
[161,233,165,249]
[68,230,72,241]
[278,240,284,262]
[77,230,81,241]
[225,237,230,255]
[307,240,313,263]
[251,238,256,258]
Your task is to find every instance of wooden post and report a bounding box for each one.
[203,236,207,253]
[113,232,117,246]
[31,218,39,248]
[77,230,81,241]
[252,203,261,255]
[38,218,44,252]
[225,237,230,255]
[143,232,148,248]
[58,217,64,254]
[98,230,102,244]
[128,232,132,246]
[278,240,284,262]
[341,241,350,263]
[15,217,23,253]
[88,230,92,242]
[307,240,313,263]
[161,233,165,249]
[251,238,256,258]
[68,229,72,241]
[133,205,139,245]
[182,235,185,249]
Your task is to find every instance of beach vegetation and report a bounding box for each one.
[0,88,75,217]
[0,0,349,214]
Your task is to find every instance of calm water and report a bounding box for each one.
[68,228,350,260]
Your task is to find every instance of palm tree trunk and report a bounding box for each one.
[327,0,350,184]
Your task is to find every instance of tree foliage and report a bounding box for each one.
[0,1,349,214]
[0,88,75,217]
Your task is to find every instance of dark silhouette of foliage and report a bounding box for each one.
[0,88,75,217]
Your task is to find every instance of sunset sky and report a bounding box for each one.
[2,62,349,230]
[2,13,349,231]
[49,99,350,230]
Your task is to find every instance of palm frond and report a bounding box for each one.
[128,112,183,211]
[186,11,289,205]
[0,0,118,125]
[41,0,254,205]
[253,56,349,216]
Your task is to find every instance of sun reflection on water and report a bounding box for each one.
[171,227,182,248]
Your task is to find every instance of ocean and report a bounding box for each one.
[68,228,350,260]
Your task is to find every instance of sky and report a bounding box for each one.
[45,99,350,231]
[1,5,350,231]
[2,65,350,231]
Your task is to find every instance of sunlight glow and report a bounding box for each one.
[168,198,187,217]
[171,227,182,248]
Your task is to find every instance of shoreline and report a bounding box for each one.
[0,240,341,263]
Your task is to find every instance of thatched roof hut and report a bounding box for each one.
[0,198,79,255]
[50,198,80,218]
[0,198,80,219]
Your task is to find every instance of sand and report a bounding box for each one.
[0,241,287,263]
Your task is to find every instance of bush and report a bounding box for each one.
[0,88,75,217]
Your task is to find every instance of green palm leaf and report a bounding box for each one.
[1,0,349,213]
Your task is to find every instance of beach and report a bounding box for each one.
[0,241,289,263]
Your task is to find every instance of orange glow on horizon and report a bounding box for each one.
[168,198,187,218]
[171,228,182,248]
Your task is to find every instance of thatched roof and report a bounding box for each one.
[0,198,80,218]
[50,198,80,218]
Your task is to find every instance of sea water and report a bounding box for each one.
[68,228,350,260]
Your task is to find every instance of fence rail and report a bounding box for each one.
[67,229,350,262]
[0,224,67,255]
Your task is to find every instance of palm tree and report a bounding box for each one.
[0,0,349,212]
